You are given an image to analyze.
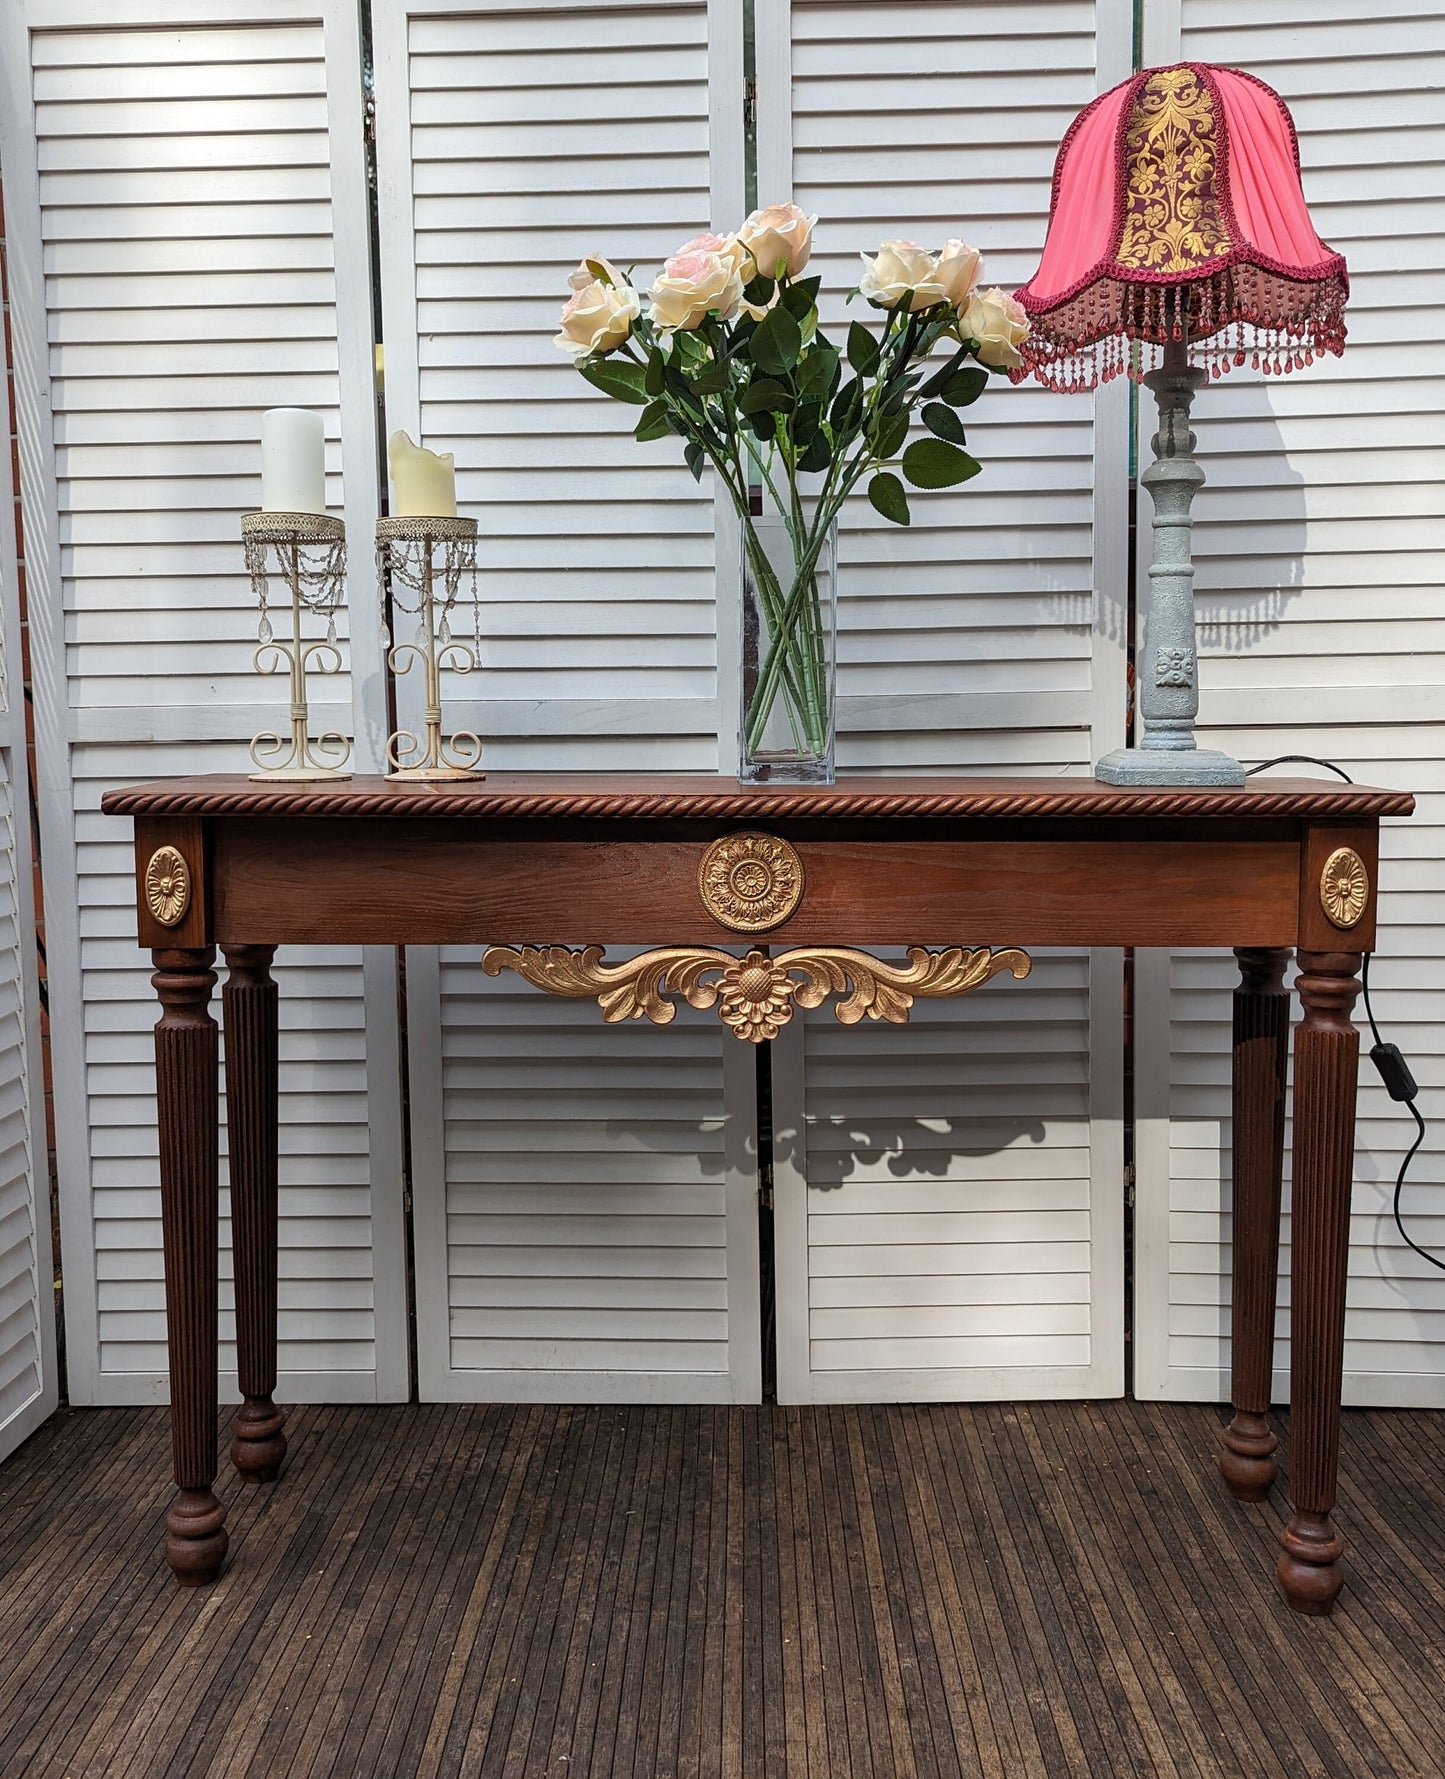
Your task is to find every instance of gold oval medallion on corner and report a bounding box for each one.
[1319,846,1369,930]
[698,831,804,933]
[145,845,192,928]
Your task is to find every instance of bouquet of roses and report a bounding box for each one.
[555,203,1028,769]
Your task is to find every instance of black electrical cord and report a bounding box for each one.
[1245,753,1354,784]
[1246,753,1443,1272]
[1362,951,1441,1272]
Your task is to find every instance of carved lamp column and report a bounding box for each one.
[1011,61,1349,785]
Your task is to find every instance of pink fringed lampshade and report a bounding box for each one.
[1013,63,1348,391]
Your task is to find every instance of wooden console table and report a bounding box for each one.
[103,772,1414,1615]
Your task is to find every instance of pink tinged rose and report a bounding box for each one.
[736,203,818,279]
[554,277,641,356]
[649,247,745,331]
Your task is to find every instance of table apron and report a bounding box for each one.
[209,825,1302,948]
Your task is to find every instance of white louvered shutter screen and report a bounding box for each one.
[0,351,56,1460]
[373,0,763,1403]
[0,0,408,1404]
[758,0,1132,1403]
[1132,0,1445,1407]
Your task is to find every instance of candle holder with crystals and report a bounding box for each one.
[376,515,484,779]
[241,511,352,779]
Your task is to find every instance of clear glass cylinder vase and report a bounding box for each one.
[739,509,837,784]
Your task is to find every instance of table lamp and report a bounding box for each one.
[1012,63,1348,785]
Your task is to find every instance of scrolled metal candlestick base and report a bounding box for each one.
[376,515,485,780]
[241,512,352,781]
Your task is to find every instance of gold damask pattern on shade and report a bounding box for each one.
[481,943,1032,1043]
[1115,66,1232,274]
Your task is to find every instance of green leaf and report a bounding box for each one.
[634,399,671,443]
[791,275,822,305]
[781,282,816,324]
[798,346,838,399]
[870,412,910,462]
[792,398,823,450]
[741,377,793,415]
[868,472,911,526]
[880,381,909,418]
[799,428,833,474]
[751,304,803,377]
[829,376,863,435]
[943,366,989,407]
[742,273,776,308]
[922,401,968,446]
[901,437,982,490]
[578,357,649,406]
[684,441,706,482]
[689,361,730,395]
[847,321,880,377]
[644,350,665,397]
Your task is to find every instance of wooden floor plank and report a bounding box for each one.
[2,1400,1444,1779]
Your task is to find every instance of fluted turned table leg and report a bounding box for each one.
[223,944,287,1482]
[1220,946,1290,1501]
[1278,950,1362,1615]
[153,946,227,1584]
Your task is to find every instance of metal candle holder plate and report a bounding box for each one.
[241,511,352,780]
[376,514,484,780]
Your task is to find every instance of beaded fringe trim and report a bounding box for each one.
[1015,262,1348,392]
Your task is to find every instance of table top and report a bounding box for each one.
[101,772,1415,824]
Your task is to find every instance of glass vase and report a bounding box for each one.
[739,510,837,784]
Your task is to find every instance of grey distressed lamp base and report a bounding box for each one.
[1095,746,1246,787]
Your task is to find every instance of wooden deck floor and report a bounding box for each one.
[2,1401,1443,1778]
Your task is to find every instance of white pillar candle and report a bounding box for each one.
[261,408,327,516]
[388,430,457,518]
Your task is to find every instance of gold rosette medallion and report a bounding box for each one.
[698,831,804,933]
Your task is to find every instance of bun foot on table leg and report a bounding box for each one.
[165,1486,228,1585]
[1219,1409,1278,1501]
[1278,1509,1345,1616]
[230,1397,288,1482]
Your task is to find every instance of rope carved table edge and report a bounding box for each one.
[480,943,1033,1043]
[102,784,1416,821]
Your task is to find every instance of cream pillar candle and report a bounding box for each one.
[388,430,457,518]
[260,408,327,516]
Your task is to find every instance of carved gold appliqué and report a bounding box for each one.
[482,943,1032,1043]
[145,845,191,927]
[1319,847,1369,929]
[1115,67,1232,274]
[698,831,804,933]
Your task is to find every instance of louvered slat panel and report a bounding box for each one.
[1133,2,1445,1406]
[374,0,758,1402]
[779,0,1102,768]
[762,0,1127,1404]
[2,3,405,1404]
[387,0,720,766]
[0,754,46,1440]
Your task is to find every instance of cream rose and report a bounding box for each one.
[554,273,641,357]
[736,203,817,280]
[958,286,1030,369]
[648,245,744,331]
[934,238,984,308]
[858,241,947,311]
[567,253,627,292]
